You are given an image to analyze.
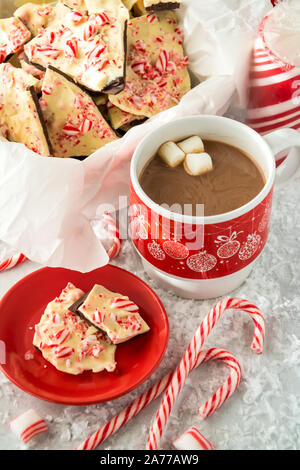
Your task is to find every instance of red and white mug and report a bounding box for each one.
[130,115,300,299]
[246,4,300,165]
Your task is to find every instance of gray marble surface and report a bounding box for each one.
[0,177,299,450]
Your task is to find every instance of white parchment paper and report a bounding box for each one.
[0,0,271,271]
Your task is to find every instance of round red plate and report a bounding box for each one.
[0,265,169,405]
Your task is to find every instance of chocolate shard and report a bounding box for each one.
[145,2,180,11]
[28,85,53,156]
[68,293,89,314]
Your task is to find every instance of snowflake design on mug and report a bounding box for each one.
[147,241,166,260]
[186,250,217,273]
[238,232,261,261]
[162,241,189,260]
[215,231,243,259]
[130,204,149,240]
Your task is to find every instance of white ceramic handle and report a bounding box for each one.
[263,128,300,185]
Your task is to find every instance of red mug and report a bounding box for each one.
[246,8,300,165]
[130,116,300,299]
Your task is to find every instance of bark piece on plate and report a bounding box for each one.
[70,284,150,344]
[33,282,117,375]
[143,0,181,11]
[24,1,129,93]
[0,63,51,156]
[14,2,70,37]
[0,17,31,64]
[109,11,190,118]
[107,101,145,130]
[40,66,117,158]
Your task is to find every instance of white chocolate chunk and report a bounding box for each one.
[184,152,213,176]
[177,135,204,154]
[158,141,185,168]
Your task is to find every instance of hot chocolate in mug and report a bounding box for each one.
[130,116,300,299]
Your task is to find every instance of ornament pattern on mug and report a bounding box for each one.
[215,231,243,259]
[130,204,149,240]
[238,232,261,261]
[148,241,166,260]
[187,251,217,273]
[163,241,189,260]
[258,203,272,232]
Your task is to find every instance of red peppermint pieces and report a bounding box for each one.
[36,46,61,59]
[79,118,93,134]
[110,298,139,313]
[66,39,78,58]
[63,124,81,136]
[83,23,96,41]
[156,50,170,74]
[93,309,105,325]
[69,10,84,24]
[37,6,52,17]
[53,346,74,359]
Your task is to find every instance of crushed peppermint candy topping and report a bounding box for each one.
[66,39,78,58]
[37,6,52,17]
[53,346,74,359]
[110,297,139,313]
[93,309,105,325]
[69,10,85,24]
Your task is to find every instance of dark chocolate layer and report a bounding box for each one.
[145,2,180,11]
[28,85,53,156]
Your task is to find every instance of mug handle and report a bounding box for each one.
[263,128,300,185]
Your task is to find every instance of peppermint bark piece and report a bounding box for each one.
[144,0,181,11]
[107,101,145,130]
[70,284,150,344]
[0,63,51,156]
[24,1,129,93]
[33,282,117,375]
[109,11,190,118]
[14,2,69,37]
[40,66,117,158]
[0,17,31,64]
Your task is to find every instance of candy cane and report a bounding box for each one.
[173,426,215,451]
[0,253,27,272]
[9,410,47,444]
[145,298,264,450]
[102,212,121,260]
[76,347,241,450]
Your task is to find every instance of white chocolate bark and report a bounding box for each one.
[40,66,117,157]
[24,1,129,93]
[0,63,51,156]
[14,2,68,37]
[78,284,150,344]
[33,282,117,375]
[0,17,31,63]
[109,11,190,118]
[107,101,145,130]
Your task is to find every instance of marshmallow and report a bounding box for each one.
[177,135,204,154]
[158,141,185,168]
[184,152,213,176]
[173,426,215,451]
[9,409,48,444]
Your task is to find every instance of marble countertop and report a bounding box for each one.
[0,178,299,450]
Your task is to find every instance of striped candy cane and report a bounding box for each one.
[0,213,121,273]
[0,253,27,272]
[76,347,241,450]
[145,298,264,450]
[173,426,215,451]
[102,212,121,260]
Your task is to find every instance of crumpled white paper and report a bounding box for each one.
[0,0,271,272]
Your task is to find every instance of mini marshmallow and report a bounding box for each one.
[158,141,185,168]
[184,152,213,176]
[177,135,204,154]
[9,409,48,444]
[173,426,215,451]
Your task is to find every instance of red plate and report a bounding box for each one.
[0,265,169,405]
